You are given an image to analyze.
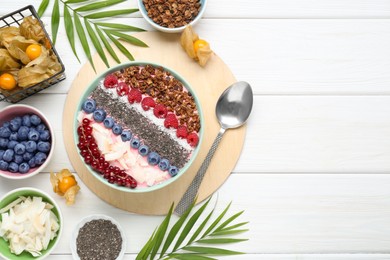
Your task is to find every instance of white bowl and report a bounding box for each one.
[137,0,207,33]
[0,104,55,180]
[70,214,126,260]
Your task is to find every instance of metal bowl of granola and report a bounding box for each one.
[137,0,207,33]
[73,61,204,192]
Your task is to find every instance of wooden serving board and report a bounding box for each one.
[63,31,247,215]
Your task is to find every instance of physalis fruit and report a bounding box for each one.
[50,169,80,205]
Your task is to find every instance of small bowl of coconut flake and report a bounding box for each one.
[0,187,63,260]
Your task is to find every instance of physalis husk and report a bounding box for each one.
[180,26,213,67]
[50,169,80,205]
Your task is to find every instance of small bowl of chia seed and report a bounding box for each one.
[70,214,126,260]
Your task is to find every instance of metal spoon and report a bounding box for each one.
[174,81,253,215]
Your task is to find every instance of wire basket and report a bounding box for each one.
[0,5,66,103]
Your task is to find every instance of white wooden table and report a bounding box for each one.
[2,0,390,259]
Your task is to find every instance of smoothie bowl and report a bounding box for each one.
[73,62,204,193]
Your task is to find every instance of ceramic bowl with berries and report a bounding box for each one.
[74,61,204,193]
[0,104,54,179]
[137,0,207,33]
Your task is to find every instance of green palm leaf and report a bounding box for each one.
[37,0,50,17]
[188,209,214,244]
[171,254,217,260]
[105,30,148,47]
[149,204,173,260]
[183,246,244,256]
[84,18,109,67]
[73,12,95,71]
[95,22,145,32]
[197,238,248,244]
[106,33,134,61]
[85,9,138,19]
[95,25,121,63]
[66,0,89,3]
[136,229,157,260]
[63,5,79,62]
[75,0,126,12]
[210,229,249,236]
[201,202,231,238]
[218,222,249,232]
[214,211,245,232]
[51,0,60,44]
[173,199,211,251]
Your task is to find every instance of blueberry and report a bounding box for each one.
[14,143,26,155]
[34,152,47,165]
[0,127,11,138]
[25,141,37,153]
[138,145,149,156]
[9,118,21,132]
[7,140,18,149]
[0,160,8,171]
[39,130,50,141]
[36,124,46,133]
[9,132,18,141]
[112,124,122,135]
[130,138,140,149]
[14,154,23,164]
[168,166,179,177]
[158,158,170,171]
[17,126,29,141]
[103,117,115,129]
[2,122,9,128]
[121,131,132,142]
[93,109,106,123]
[82,99,97,114]
[30,114,42,126]
[23,152,33,162]
[22,115,31,127]
[0,138,8,148]
[28,129,40,141]
[147,152,160,166]
[37,141,50,153]
[28,158,36,168]
[0,150,4,160]
[8,162,18,173]
[3,149,14,162]
[18,163,30,174]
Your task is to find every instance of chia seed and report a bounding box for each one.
[76,219,122,260]
[90,86,190,168]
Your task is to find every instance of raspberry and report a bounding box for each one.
[128,88,142,103]
[187,133,199,147]
[153,104,167,118]
[141,97,156,111]
[164,114,178,129]
[176,126,188,138]
[103,74,118,88]
[116,82,129,96]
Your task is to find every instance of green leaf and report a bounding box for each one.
[73,12,95,71]
[51,0,60,45]
[173,198,211,251]
[84,18,109,67]
[66,0,89,3]
[170,254,217,260]
[106,33,134,61]
[219,222,249,232]
[160,200,196,258]
[210,229,249,236]
[37,0,50,17]
[183,246,244,255]
[136,229,157,260]
[75,0,126,12]
[188,209,214,245]
[106,30,148,47]
[63,5,80,62]
[95,22,145,32]
[95,25,121,63]
[149,204,174,260]
[85,9,138,19]
[202,202,231,238]
[197,238,248,244]
[214,211,245,233]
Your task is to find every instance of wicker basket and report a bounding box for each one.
[0,5,66,103]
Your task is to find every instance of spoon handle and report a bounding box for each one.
[175,128,226,216]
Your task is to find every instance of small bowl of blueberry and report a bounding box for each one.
[0,104,54,179]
